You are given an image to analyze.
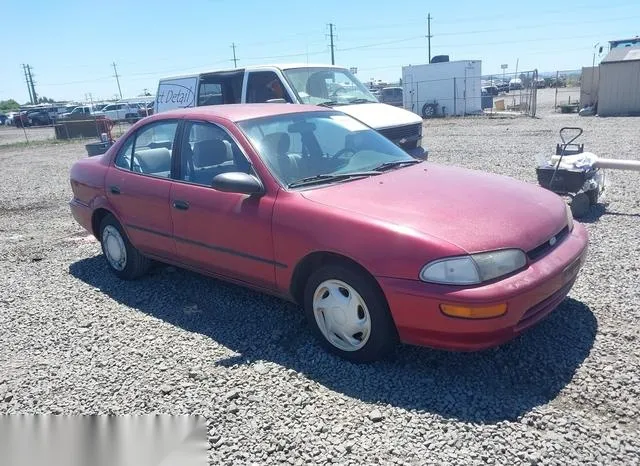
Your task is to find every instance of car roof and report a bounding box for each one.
[159,103,334,122]
[159,63,347,81]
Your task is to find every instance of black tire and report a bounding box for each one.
[570,192,590,218]
[303,263,398,363]
[586,188,599,206]
[99,214,150,280]
[421,103,437,118]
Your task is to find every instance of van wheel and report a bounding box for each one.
[303,264,398,363]
[99,214,150,280]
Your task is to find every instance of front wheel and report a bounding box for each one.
[99,214,150,280]
[303,264,398,363]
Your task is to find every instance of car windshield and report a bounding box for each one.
[238,110,418,188]
[282,67,379,106]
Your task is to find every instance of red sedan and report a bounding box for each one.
[69,104,589,362]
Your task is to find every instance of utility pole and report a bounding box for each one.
[26,65,37,104]
[427,13,432,63]
[231,43,238,68]
[22,64,34,104]
[328,23,336,65]
[112,62,123,100]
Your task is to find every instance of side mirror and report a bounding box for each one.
[211,172,264,196]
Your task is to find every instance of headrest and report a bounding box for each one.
[262,132,290,157]
[193,139,231,167]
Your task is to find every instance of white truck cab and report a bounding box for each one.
[154,64,426,158]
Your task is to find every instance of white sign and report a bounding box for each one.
[155,77,198,113]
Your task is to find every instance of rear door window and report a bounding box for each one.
[113,120,179,178]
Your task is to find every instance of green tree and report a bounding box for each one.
[37,96,55,104]
[0,99,20,112]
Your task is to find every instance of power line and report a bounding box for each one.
[231,43,238,67]
[337,36,424,52]
[328,23,336,65]
[112,62,123,100]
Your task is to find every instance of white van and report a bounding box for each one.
[154,64,426,158]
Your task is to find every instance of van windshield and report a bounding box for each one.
[282,67,378,106]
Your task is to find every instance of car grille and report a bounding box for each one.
[526,226,570,261]
[378,123,422,144]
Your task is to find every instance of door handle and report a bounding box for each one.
[172,200,189,210]
[110,185,120,194]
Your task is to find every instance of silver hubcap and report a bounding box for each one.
[102,225,127,271]
[312,279,371,352]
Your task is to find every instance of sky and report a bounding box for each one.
[1,0,638,103]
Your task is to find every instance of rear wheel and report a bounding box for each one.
[99,214,150,280]
[303,264,398,363]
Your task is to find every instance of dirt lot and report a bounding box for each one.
[1,106,639,465]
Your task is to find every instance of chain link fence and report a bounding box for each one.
[550,69,582,113]
[403,70,539,119]
[1,101,153,148]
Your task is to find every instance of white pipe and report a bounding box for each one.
[593,158,640,171]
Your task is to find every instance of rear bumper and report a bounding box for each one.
[378,222,589,351]
[69,199,94,236]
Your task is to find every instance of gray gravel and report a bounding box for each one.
[1,100,639,465]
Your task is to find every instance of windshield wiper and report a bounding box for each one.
[317,100,338,107]
[372,160,422,172]
[288,171,380,188]
[349,98,375,104]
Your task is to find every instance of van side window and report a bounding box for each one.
[246,72,292,103]
[198,83,223,106]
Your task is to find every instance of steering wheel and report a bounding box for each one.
[330,87,348,98]
[332,147,357,159]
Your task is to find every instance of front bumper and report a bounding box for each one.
[406,144,428,160]
[378,222,589,351]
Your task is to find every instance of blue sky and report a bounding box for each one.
[2,0,638,103]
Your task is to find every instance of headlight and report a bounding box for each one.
[565,202,574,231]
[420,249,527,285]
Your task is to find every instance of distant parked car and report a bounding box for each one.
[4,112,18,126]
[27,109,55,126]
[509,78,523,91]
[495,81,510,93]
[69,104,588,362]
[94,103,140,122]
[482,85,499,96]
[13,111,30,127]
[59,105,98,120]
[138,101,154,119]
[379,87,403,107]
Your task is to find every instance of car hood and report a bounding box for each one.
[300,162,568,254]
[336,102,421,130]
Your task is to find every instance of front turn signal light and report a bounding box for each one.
[440,303,507,319]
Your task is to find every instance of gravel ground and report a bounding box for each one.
[1,108,639,465]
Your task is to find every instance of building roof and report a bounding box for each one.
[602,46,640,64]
